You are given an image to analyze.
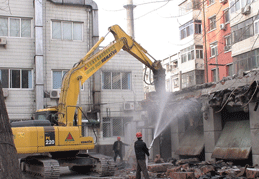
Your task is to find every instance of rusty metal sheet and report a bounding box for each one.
[212,120,251,160]
[175,125,204,156]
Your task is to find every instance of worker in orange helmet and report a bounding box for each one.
[113,136,129,162]
[134,132,150,179]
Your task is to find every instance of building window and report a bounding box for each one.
[224,35,231,51]
[0,17,31,37]
[255,19,259,34]
[230,0,235,13]
[232,18,254,44]
[0,69,32,89]
[210,42,218,57]
[181,45,194,63]
[195,23,202,34]
[233,48,259,73]
[52,21,83,41]
[208,0,215,5]
[182,71,195,88]
[180,21,194,40]
[173,78,179,88]
[102,72,131,90]
[230,0,251,13]
[235,0,241,11]
[209,16,216,31]
[227,63,234,76]
[52,70,68,89]
[196,70,204,84]
[196,49,203,59]
[211,69,216,82]
[103,117,132,137]
[224,9,230,23]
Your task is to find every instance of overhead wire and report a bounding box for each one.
[135,0,171,20]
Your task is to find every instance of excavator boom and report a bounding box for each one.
[58,25,165,126]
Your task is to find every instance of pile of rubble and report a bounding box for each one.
[115,156,259,179]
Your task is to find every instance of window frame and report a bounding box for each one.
[210,42,218,57]
[211,68,217,82]
[254,19,259,35]
[208,0,215,6]
[102,71,132,90]
[51,20,83,41]
[226,63,234,76]
[224,35,232,51]
[0,68,33,90]
[209,15,217,31]
[52,70,68,90]
[0,16,32,38]
[102,117,132,138]
[223,8,230,23]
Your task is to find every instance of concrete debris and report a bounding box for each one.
[113,156,259,179]
[154,154,164,163]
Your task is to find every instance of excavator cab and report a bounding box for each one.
[35,108,59,126]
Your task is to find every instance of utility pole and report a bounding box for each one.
[0,81,22,179]
[215,52,219,81]
[202,0,208,83]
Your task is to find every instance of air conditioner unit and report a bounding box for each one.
[2,88,9,97]
[220,23,226,30]
[219,0,227,4]
[241,5,251,15]
[50,90,61,98]
[0,37,7,45]
[124,102,134,111]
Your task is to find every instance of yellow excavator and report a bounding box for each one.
[11,25,165,178]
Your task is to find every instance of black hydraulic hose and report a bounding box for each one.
[77,107,98,144]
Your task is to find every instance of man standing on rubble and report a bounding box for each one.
[134,132,150,179]
[113,136,128,162]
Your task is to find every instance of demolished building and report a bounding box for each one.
[142,70,259,165]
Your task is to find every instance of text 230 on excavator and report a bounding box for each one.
[11,25,165,178]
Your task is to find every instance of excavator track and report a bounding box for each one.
[89,153,116,176]
[20,156,60,179]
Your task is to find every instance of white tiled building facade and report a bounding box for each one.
[0,0,144,152]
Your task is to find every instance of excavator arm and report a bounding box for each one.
[57,25,165,126]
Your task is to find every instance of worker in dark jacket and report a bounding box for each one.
[134,132,150,179]
[113,137,128,162]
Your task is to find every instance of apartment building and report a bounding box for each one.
[229,0,259,74]
[0,0,144,154]
[203,0,232,82]
[161,53,181,92]
[178,0,205,88]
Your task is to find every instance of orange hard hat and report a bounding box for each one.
[136,132,142,138]
[117,137,121,140]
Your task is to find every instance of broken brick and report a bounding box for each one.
[246,168,259,178]
[200,165,215,174]
[172,172,195,179]
[166,166,181,178]
[147,163,167,172]
[194,168,203,178]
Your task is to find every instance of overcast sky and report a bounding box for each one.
[94,0,181,60]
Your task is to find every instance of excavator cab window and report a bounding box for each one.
[35,111,58,126]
